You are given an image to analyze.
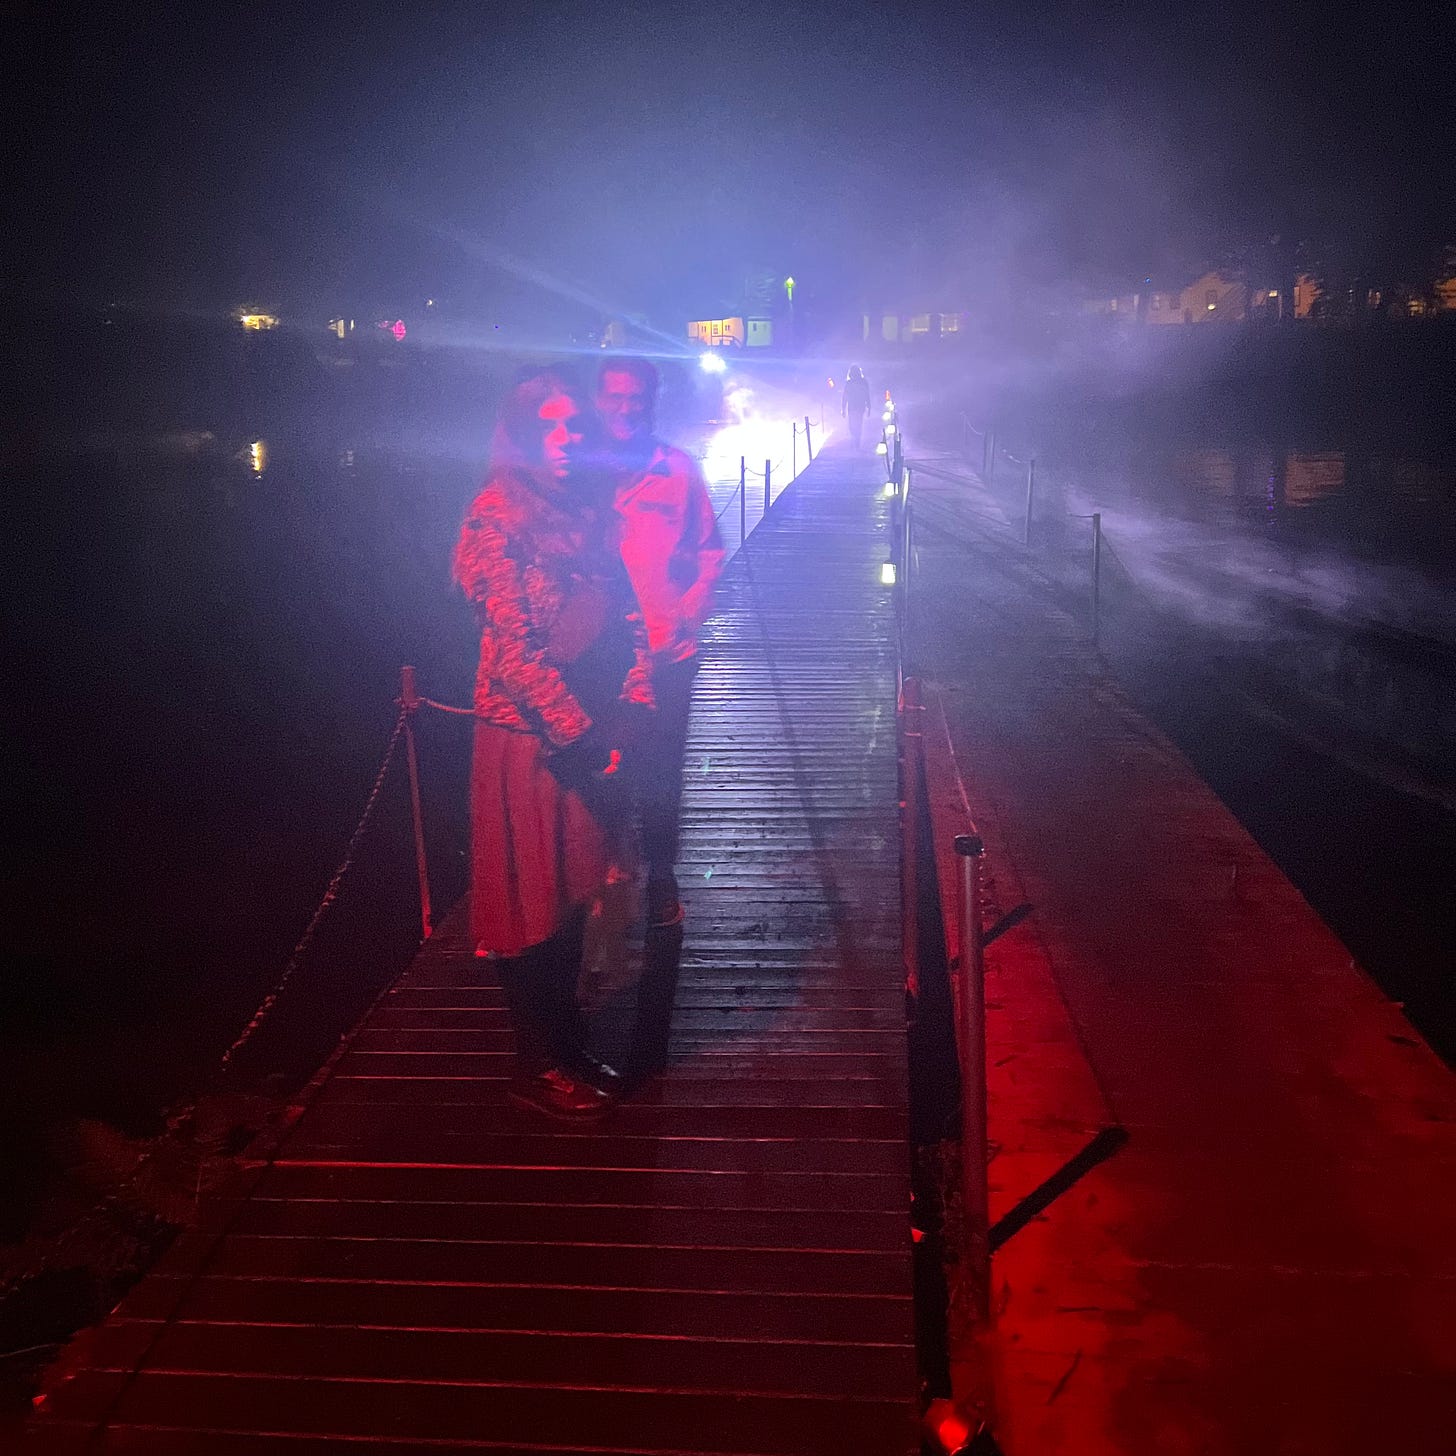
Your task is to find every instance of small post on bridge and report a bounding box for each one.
[739,455,747,544]
[1091,511,1103,646]
[792,422,798,479]
[1024,457,1036,545]
[399,665,433,941]
[899,677,924,1004]
[804,415,814,461]
[955,830,991,1321]
[764,458,771,516]
[901,467,913,610]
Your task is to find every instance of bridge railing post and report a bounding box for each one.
[954,830,990,1322]
[739,455,747,544]
[399,665,433,941]
[1024,458,1036,545]
[898,677,924,1005]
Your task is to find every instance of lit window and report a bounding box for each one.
[941,313,960,332]
[909,313,931,334]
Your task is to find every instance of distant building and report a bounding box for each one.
[1143,272,1248,324]
[688,316,772,348]
[237,309,280,330]
[860,311,966,342]
[1086,271,1321,324]
[602,314,653,348]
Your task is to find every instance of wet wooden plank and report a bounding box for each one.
[252,1162,908,1212]
[287,1100,909,1142]
[274,1131,908,1174]
[75,1321,915,1399]
[115,1276,914,1343]
[43,1370,917,1454]
[230,1198,910,1249]
[193,1234,911,1294]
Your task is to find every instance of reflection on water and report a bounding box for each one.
[1280,451,1345,508]
[1119,443,1456,556]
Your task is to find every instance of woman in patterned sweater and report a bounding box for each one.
[453,369,652,1119]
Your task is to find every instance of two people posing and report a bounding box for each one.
[453,359,723,1120]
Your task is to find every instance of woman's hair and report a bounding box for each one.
[488,366,588,475]
[847,364,863,380]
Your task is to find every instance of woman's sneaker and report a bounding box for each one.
[508,1068,614,1120]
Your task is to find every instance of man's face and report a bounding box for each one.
[539,393,585,480]
[596,370,653,446]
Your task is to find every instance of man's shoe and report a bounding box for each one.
[507,1068,614,1120]
[574,1056,627,1095]
[646,875,684,928]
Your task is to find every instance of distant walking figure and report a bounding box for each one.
[842,364,872,448]
[454,369,653,1120]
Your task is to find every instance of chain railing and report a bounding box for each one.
[707,414,821,553]
[0,692,427,1381]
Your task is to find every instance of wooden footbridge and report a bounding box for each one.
[29,445,920,1454]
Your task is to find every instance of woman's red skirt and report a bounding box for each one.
[470,721,621,956]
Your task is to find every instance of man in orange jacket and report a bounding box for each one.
[596,357,725,926]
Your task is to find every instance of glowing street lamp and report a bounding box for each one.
[784,276,795,302]
[699,350,727,374]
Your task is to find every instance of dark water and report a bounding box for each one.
[914,334,1456,1060]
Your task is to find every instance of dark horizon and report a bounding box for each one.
[16,0,1456,326]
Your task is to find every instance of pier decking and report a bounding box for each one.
[29,448,919,1453]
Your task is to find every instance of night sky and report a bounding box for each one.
[17,0,1455,322]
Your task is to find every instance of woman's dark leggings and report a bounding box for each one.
[497,910,587,1075]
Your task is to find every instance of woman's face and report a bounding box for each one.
[538,392,586,481]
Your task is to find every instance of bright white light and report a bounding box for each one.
[699,350,727,374]
[885,423,897,436]
[883,480,897,497]
[882,410,893,422]
[876,441,888,456]
[880,562,897,585]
